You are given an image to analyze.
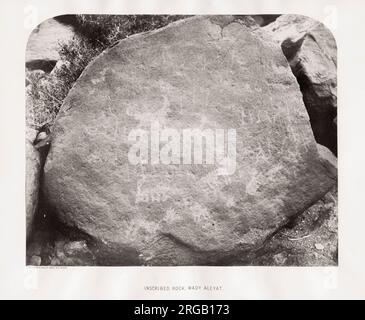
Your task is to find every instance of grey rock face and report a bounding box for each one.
[43,16,336,265]
[263,15,337,154]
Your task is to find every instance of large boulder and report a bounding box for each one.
[44,16,336,265]
[263,15,337,154]
[26,128,41,238]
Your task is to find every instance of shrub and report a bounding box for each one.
[27,15,189,129]
[26,35,102,129]
[72,15,187,47]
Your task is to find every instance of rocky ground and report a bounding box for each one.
[252,185,337,266]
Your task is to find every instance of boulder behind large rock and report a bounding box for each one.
[26,18,75,72]
[263,15,337,154]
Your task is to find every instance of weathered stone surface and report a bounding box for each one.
[263,15,337,154]
[26,131,41,238]
[44,16,336,265]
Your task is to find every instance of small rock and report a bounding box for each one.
[315,243,325,250]
[35,131,48,143]
[64,241,88,256]
[50,60,71,76]
[30,255,42,266]
[264,14,337,154]
[273,252,287,265]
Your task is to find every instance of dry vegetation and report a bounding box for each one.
[26,15,188,129]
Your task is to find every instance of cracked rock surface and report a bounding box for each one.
[41,16,336,265]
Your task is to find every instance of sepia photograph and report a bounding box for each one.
[25,14,338,267]
[2,0,365,303]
